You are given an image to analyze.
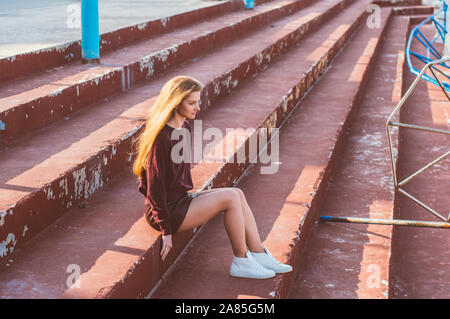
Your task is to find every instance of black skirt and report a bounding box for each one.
[145,192,197,234]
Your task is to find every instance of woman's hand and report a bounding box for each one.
[161,234,173,261]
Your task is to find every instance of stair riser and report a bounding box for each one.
[387,16,414,300]
[409,15,433,24]
[0,0,317,147]
[0,2,232,84]
[373,0,422,6]
[0,0,354,261]
[393,6,434,15]
[0,69,124,148]
[98,7,370,299]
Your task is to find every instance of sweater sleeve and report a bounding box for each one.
[145,134,173,235]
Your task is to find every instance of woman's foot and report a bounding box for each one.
[229,251,276,279]
[251,247,293,273]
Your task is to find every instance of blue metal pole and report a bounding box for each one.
[244,0,254,10]
[81,0,100,63]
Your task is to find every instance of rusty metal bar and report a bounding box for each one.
[428,65,450,101]
[320,215,450,228]
[398,150,450,187]
[397,188,449,222]
[389,121,450,135]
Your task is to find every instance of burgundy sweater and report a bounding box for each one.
[138,120,194,235]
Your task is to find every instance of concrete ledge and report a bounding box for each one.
[373,0,422,6]
[393,5,435,15]
[409,14,434,24]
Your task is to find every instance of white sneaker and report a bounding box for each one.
[229,251,276,279]
[251,247,293,274]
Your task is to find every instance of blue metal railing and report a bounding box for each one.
[406,0,450,90]
[81,0,100,63]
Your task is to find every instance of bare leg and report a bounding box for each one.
[232,188,265,254]
[177,189,247,257]
[185,187,265,254]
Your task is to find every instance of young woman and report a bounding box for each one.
[133,75,292,279]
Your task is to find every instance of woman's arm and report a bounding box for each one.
[146,134,173,236]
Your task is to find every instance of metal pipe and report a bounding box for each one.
[398,150,450,186]
[429,66,450,101]
[397,188,449,222]
[388,121,450,135]
[81,0,100,63]
[320,215,450,228]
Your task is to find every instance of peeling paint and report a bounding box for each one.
[48,86,65,98]
[137,22,148,31]
[0,210,8,227]
[0,233,17,258]
[139,55,155,78]
[43,186,54,200]
[23,225,28,237]
[73,167,87,200]
[84,164,104,199]
[157,45,177,63]
[59,177,69,196]
[160,17,169,28]
[120,125,141,141]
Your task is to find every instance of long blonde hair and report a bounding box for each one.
[132,75,203,179]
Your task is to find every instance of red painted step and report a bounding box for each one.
[390,23,450,299]
[0,0,317,147]
[374,0,422,5]
[0,0,374,298]
[392,5,435,16]
[150,6,392,300]
[0,0,356,264]
[288,15,410,299]
[0,1,232,84]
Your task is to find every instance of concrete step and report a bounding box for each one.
[390,21,450,299]
[409,14,434,24]
[0,0,317,147]
[288,15,410,299]
[0,0,357,266]
[392,5,435,16]
[373,0,422,6]
[0,1,232,84]
[0,0,374,298]
[149,7,392,299]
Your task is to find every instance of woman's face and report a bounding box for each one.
[177,91,201,120]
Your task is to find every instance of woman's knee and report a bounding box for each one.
[230,187,246,204]
[223,188,241,209]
